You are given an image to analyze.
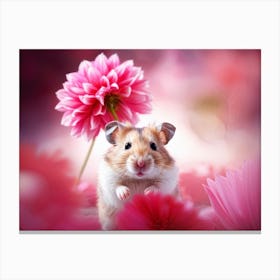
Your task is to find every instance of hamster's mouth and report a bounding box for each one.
[136,171,144,177]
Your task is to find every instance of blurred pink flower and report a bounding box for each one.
[55,53,152,140]
[20,145,101,230]
[178,166,226,206]
[116,193,210,230]
[198,206,226,230]
[204,159,261,230]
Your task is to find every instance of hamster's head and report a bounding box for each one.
[104,121,176,179]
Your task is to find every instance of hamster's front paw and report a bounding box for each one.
[116,186,130,201]
[144,185,159,195]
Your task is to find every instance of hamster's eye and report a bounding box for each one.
[150,142,157,151]
[124,142,132,150]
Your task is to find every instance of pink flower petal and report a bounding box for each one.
[95,87,108,105]
[92,101,106,116]
[78,60,92,75]
[115,60,133,77]
[107,69,118,84]
[55,103,65,111]
[117,103,135,123]
[86,66,102,85]
[61,112,73,126]
[110,83,119,91]
[79,94,96,105]
[204,159,261,230]
[118,68,142,87]
[82,83,96,94]
[70,125,82,137]
[56,89,69,100]
[100,76,110,88]
[72,105,90,117]
[94,53,109,74]
[126,93,148,103]
[63,82,85,95]
[61,98,81,109]
[108,54,120,69]
[66,72,87,85]
[119,86,131,97]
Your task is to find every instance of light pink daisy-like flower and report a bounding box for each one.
[204,159,261,230]
[55,53,152,140]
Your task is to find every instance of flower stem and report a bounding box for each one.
[109,103,119,121]
[75,102,119,186]
[75,138,95,186]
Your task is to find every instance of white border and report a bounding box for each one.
[1,0,279,280]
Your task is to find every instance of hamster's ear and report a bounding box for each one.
[157,122,176,145]
[105,121,122,144]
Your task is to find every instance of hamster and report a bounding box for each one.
[97,121,179,230]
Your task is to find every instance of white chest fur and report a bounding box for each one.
[97,160,179,209]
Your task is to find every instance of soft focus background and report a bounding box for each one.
[20,49,261,230]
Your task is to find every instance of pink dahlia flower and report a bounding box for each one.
[204,159,261,230]
[116,193,210,230]
[55,53,152,140]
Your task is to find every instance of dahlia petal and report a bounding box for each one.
[70,86,85,94]
[82,118,101,140]
[92,102,105,116]
[80,118,90,135]
[82,83,95,94]
[108,54,120,69]
[117,103,135,123]
[115,60,133,77]
[61,112,73,126]
[101,110,113,124]
[119,86,131,97]
[72,105,89,116]
[56,89,69,100]
[55,102,66,112]
[95,87,107,105]
[62,82,75,94]
[63,82,85,95]
[126,93,148,103]
[110,83,119,91]
[100,76,110,88]
[87,66,102,85]
[70,116,84,126]
[107,69,118,84]
[129,88,149,96]
[118,69,142,86]
[133,79,149,89]
[66,73,80,83]
[78,60,92,75]
[90,115,96,130]
[79,94,96,105]
[94,53,109,74]
[70,125,82,137]
[121,60,134,67]
[90,116,104,132]
[124,102,152,114]
[61,98,81,108]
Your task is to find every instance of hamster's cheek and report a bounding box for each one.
[126,160,136,175]
[145,165,160,178]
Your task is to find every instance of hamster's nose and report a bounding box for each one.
[136,159,145,168]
